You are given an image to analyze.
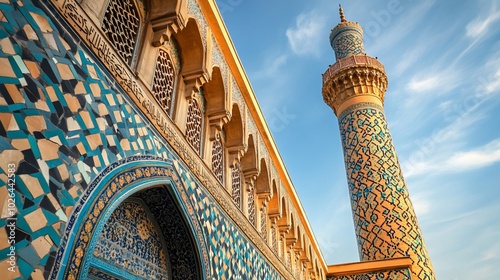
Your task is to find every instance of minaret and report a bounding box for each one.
[322,6,435,280]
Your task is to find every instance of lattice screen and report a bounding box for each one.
[102,0,140,65]
[260,208,268,242]
[186,99,202,153]
[152,49,175,113]
[271,225,278,253]
[248,187,256,226]
[231,163,242,209]
[211,133,224,183]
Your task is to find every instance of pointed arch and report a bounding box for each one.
[241,134,258,175]
[174,18,206,79]
[255,158,271,195]
[225,103,244,149]
[49,156,208,279]
[267,180,280,217]
[203,67,228,118]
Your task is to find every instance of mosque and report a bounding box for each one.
[0,0,435,279]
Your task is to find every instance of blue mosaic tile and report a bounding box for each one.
[0,0,289,279]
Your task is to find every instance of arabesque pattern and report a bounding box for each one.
[338,103,435,280]
[93,201,169,279]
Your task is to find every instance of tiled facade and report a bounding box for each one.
[0,0,434,279]
[322,7,435,280]
[0,0,325,279]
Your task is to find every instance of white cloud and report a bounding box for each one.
[445,139,500,170]
[483,69,500,94]
[404,138,500,178]
[466,8,500,39]
[286,11,326,56]
[407,76,441,93]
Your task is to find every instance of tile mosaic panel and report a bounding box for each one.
[330,25,365,60]
[0,1,286,279]
[338,102,434,280]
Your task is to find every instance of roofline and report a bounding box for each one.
[198,0,328,270]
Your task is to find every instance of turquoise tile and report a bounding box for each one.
[16,255,33,279]
[0,136,12,149]
[46,158,63,169]
[13,177,33,200]
[42,208,59,226]
[17,244,40,267]
[15,215,31,234]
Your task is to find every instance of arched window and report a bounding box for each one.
[102,0,141,65]
[231,163,242,208]
[211,133,224,184]
[152,49,175,114]
[186,98,203,153]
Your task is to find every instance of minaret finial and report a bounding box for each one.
[339,4,346,22]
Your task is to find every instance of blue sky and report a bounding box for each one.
[216,0,500,279]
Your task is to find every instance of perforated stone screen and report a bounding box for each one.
[186,99,203,153]
[211,133,224,183]
[152,49,175,114]
[231,164,242,208]
[102,0,140,65]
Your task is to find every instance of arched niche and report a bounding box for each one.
[174,18,207,92]
[277,196,290,231]
[204,67,230,140]
[255,158,271,196]
[267,180,280,218]
[49,156,209,280]
[241,134,258,179]
[204,67,228,119]
[225,104,245,152]
[224,104,245,169]
[286,214,297,247]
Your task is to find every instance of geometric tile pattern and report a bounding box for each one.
[333,32,364,60]
[327,267,411,280]
[0,1,284,279]
[338,102,435,280]
[330,23,365,61]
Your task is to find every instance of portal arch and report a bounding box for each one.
[49,156,209,280]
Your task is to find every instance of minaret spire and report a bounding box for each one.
[339,4,346,22]
[329,6,365,61]
[322,6,436,280]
